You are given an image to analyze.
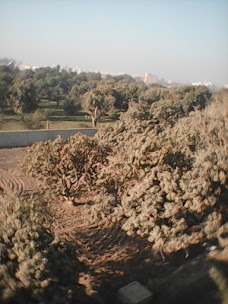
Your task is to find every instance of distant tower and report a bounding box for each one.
[143,73,159,84]
[144,73,149,83]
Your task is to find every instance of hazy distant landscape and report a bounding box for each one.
[0,57,225,132]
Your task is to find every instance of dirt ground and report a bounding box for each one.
[0,147,227,304]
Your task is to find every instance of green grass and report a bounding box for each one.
[0,99,117,131]
[0,120,27,131]
[0,119,116,131]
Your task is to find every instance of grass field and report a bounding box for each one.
[0,100,117,131]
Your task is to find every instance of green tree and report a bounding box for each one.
[63,84,82,115]
[82,88,116,127]
[10,77,39,114]
[33,67,70,106]
[0,65,18,112]
[63,99,81,115]
[113,82,146,110]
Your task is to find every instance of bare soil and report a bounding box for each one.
[0,147,227,304]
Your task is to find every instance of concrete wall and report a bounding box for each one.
[0,128,98,148]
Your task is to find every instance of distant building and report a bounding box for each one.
[192,81,213,87]
[143,73,159,84]
[72,67,84,74]
[17,64,31,71]
[164,80,183,88]
[17,64,38,71]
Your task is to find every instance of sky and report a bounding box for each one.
[0,0,227,85]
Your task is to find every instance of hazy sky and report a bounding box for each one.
[0,0,228,85]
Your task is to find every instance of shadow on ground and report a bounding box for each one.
[74,225,226,304]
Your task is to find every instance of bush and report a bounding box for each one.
[95,88,227,254]
[63,99,81,116]
[0,193,86,303]
[22,109,48,130]
[0,114,5,128]
[21,133,110,202]
[22,87,228,256]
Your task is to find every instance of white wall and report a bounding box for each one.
[0,128,98,148]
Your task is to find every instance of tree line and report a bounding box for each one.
[0,63,212,127]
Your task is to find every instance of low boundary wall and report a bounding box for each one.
[0,128,98,148]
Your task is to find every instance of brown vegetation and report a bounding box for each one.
[0,87,227,303]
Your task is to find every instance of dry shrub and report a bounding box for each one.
[22,87,228,256]
[0,193,85,303]
[95,88,227,254]
[21,133,110,202]
[22,109,48,130]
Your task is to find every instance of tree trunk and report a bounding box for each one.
[91,106,99,128]
[91,116,97,128]
[46,119,50,129]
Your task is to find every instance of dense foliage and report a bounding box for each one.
[0,64,145,126]
[21,87,228,256]
[22,134,110,202]
[0,194,87,303]
[95,89,227,254]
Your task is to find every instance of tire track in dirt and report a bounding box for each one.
[0,148,39,196]
[0,168,38,196]
[0,170,24,195]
